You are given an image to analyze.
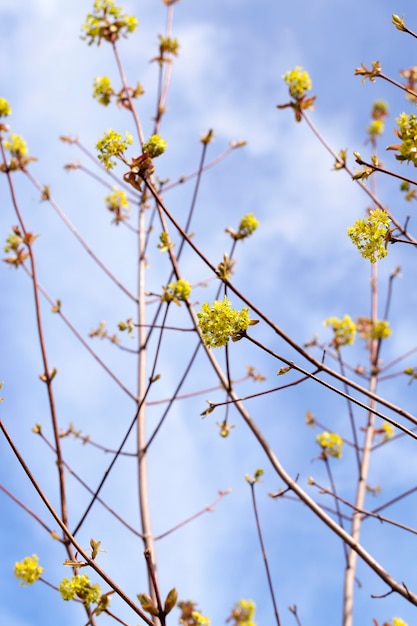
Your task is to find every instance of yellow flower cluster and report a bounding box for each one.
[96,129,133,169]
[366,100,388,141]
[58,574,101,604]
[162,279,192,304]
[82,0,138,46]
[0,97,11,117]
[282,66,312,99]
[93,76,114,105]
[142,134,167,158]
[226,213,259,241]
[14,555,43,586]
[197,297,250,348]
[323,315,356,348]
[390,618,408,626]
[2,133,28,156]
[392,113,417,166]
[316,431,343,458]
[356,316,392,341]
[192,612,211,626]
[104,187,130,223]
[228,599,257,626]
[237,213,259,239]
[347,209,391,263]
[382,422,395,442]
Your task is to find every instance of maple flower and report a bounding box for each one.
[14,555,43,586]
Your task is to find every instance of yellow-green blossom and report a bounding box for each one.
[197,297,251,348]
[14,555,43,586]
[228,599,256,626]
[96,129,133,169]
[323,315,356,348]
[59,574,101,604]
[0,97,11,117]
[142,134,167,158]
[3,133,28,156]
[371,320,392,339]
[82,0,138,46]
[162,279,192,304]
[347,209,391,263]
[154,35,180,63]
[283,66,312,99]
[239,213,259,237]
[356,316,392,341]
[93,76,114,105]
[367,119,385,138]
[391,113,417,166]
[226,214,259,240]
[316,431,343,458]
[391,618,408,626]
[192,612,210,626]
[104,187,130,222]
[381,422,395,442]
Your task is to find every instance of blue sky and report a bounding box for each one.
[1,1,417,625]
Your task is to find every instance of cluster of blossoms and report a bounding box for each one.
[92,76,144,108]
[389,113,417,166]
[356,316,392,341]
[389,619,408,626]
[323,315,391,349]
[2,133,28,156]
[226,213,259,241]
[93,76,114,105]
[3,227,38,267]
[153,35,180,64]
[82,0,137,45]
[366,100,388,141]
[197,297,251,348]
[381,422,395,442]
[142,134,167,158]
[0,97,12,117]
[192,612,211,626]
[14,555,43,586]
[104,187,131,223]
[278,66,315,121]
[323,315,356,348]
[227,599,256,626]
[58,574,101,605]
[347,209,391,262]
[96,129,133,169]
[162,279,192,304]
[282,66,312,99]
[0,127,34,172]
[316,431,343,459]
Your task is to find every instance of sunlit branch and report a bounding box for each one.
[0,420,154,626]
